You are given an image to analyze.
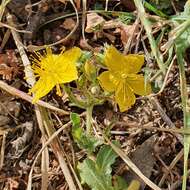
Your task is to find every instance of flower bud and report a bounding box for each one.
[91,86,100,95]
[84,60,96,81]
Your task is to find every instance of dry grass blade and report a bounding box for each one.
[0,134,6,169]
[109,141,161,190]
[105,0,109,11]
[42,109,78,190]
[41,137,49,190]
[82,0,87,40]
[27,120,72,190]
[0,29,11,50]
[133,0,165,73]
[0,0,11,21]
[6,14,35,86]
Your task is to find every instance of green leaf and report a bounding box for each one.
[78,158,114,190]
[96,144,118,175]
[174,1,190,52]
[78,51,92,66]
[71,113,101,153]
[71,113,80,126]
[183,0,190,15]
[78,144,120,190]
[175,26,190,52]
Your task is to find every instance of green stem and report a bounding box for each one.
[86,105,93,135]
[62,85,100,135]
[62,85,87,109]
[144,1,168,18]
[176,47,190,190]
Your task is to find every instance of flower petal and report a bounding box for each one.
[124,54,144,74]
[55,47,81,83]
[57,61,78,83]
[127,74,151,95]
[104,46,124,71]
[59,47,82,65]
[98,71,115,92]
[30,76,55,103]
[115,82,136,112]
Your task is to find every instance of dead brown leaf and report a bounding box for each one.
[123,136,156,190]
[120,23,139,46]
[0,50,19,81]
[62,18,76,31]
[85,13,105,33]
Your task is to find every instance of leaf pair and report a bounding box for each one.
[78,144,127,190]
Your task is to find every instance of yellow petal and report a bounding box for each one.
[55,47,81,83]
[124,54,144,74]
[58,47,82,65]
[57,60,78,83]
[115,82,136,112]
[98,71,115,92]
[30,76,55,103]
[104,46,124,71]
[127,74,151,96]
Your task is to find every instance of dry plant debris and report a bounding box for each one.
[0,0,189,190]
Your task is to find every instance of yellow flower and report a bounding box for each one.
[98,46,151,112]
[30,47,81,103]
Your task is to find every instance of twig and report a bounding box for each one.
[0,29,11,50]
[159,148,183,187]
[0,22,32,33]
[115,122,190,136]
[0,80,69,115]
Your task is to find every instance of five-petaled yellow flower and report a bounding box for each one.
[30,47,81,103]
[98,46,151,112]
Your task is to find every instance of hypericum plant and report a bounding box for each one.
[29,46,149,190]
[30,46,151,134]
